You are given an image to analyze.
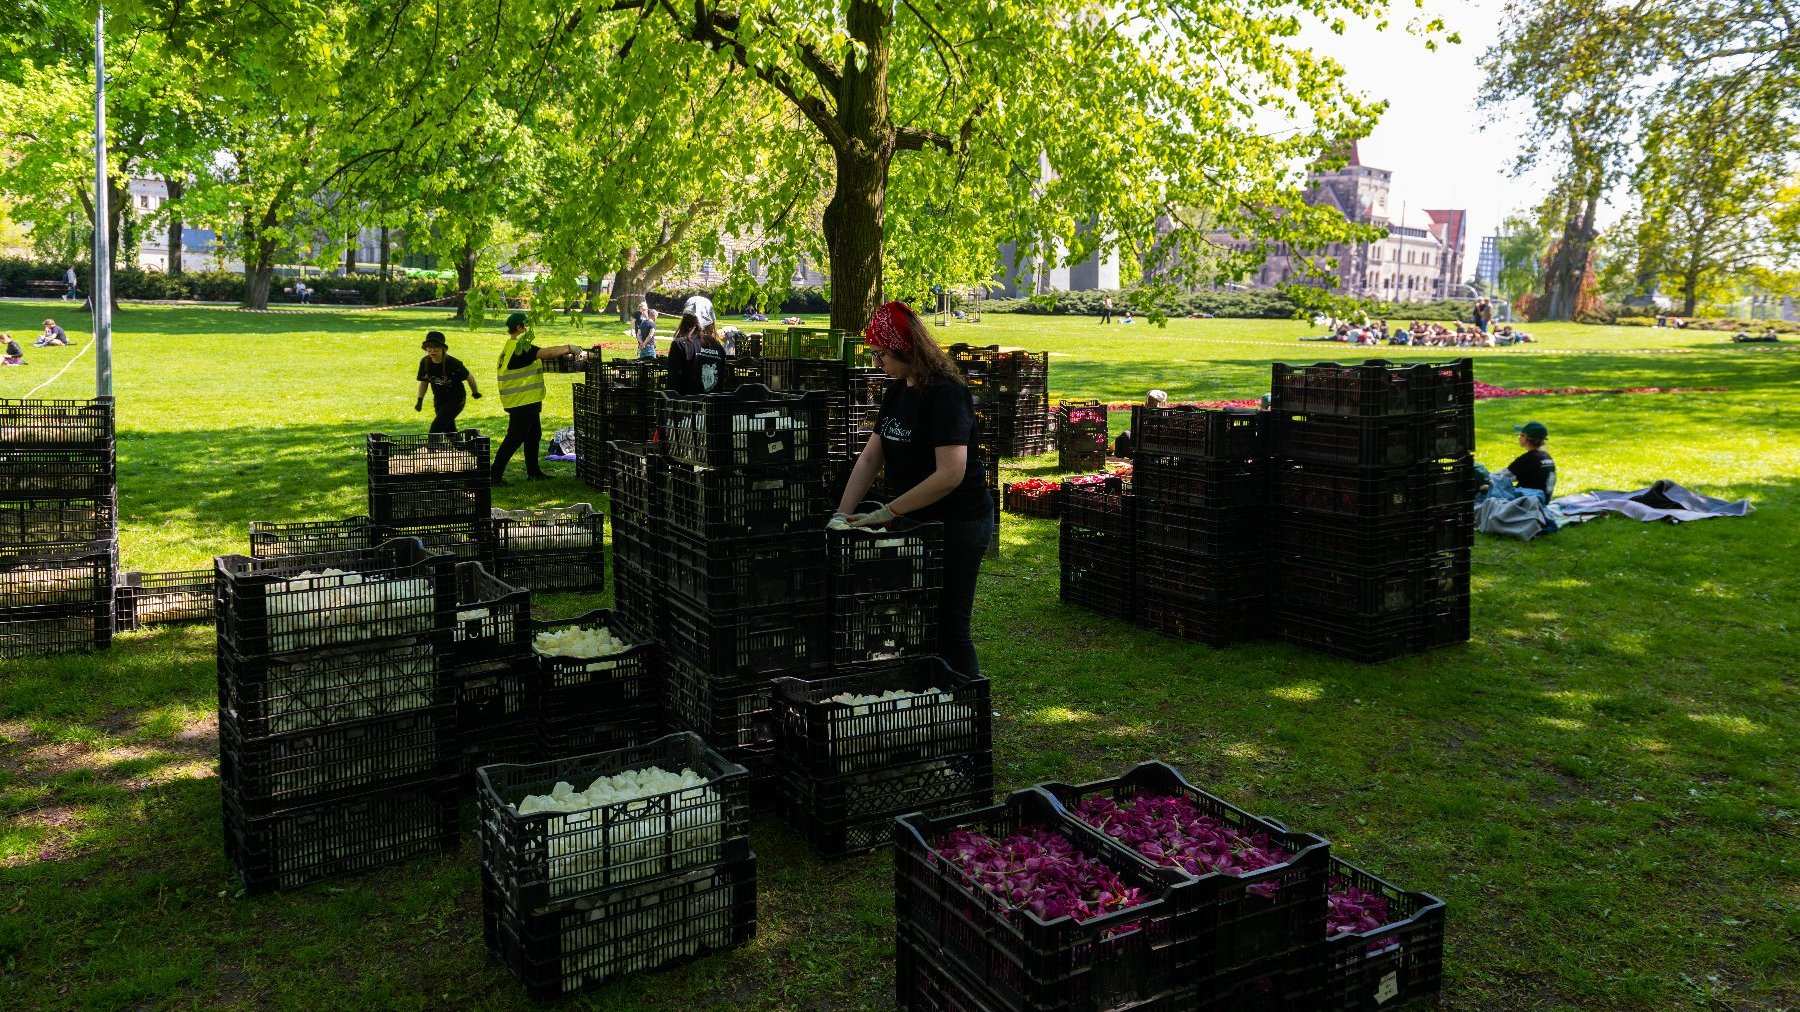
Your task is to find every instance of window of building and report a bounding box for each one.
[139,195,149,208]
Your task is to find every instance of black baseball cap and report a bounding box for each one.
[1513,421,1548,441]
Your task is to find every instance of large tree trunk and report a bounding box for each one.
[343,230,356,277]
[1540,190,1599,321]
[454,240,476,318]
[165,178,184,275]
[611,253,644,323]
[243,244,277,310]
[585,258,610,314]
[825,0,896,332]
[378,226,390,306]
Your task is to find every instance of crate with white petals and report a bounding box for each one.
[214,540,458,659]
[477,732,751,908]
[529,610,662,716]
[247,516,375,559]
[656,385,830,468]
[0,395,114,447]
[490,503,606,591]
[451,562,531,662]
[116,568,213,630]
[771,656,990,777]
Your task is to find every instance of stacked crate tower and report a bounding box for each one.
[476,731,757,1002]
[951,345,1051,457]
[215,537,462,891]
[629,384,835,806]
[1269,360,1476,662]
[1131,406,1273,645]
[1055,399,1110,472]
[756,327,884,489]
[573,356,663,492]
[366,430,497,564]
[0,397,117,658]
[1058,475,1139,624]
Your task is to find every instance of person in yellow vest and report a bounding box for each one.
[492,311,579,484]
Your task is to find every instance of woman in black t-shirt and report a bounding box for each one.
[835,301,994,677]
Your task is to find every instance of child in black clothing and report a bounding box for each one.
[414,332,481,434]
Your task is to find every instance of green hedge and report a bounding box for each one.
[0,256,449,304]
[981,287,1498,323]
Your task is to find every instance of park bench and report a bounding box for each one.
[25,280,66,298]
[325,288,365,305]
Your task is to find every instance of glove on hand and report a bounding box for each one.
[470,391,482,399]
[846,503,896,528]
[414,399,423,412]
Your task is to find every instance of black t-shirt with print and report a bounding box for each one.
[417,355,470,407]
[667,336,731,395]
[876,377,990,522]
[1506,448,1555,492]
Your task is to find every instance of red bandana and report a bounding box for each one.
[864,301,914,352]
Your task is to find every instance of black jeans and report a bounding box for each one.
[492,402,543,479]
[936,509,995,678]
[429,400,463,436]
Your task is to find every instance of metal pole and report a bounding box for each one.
[93,7,113,398]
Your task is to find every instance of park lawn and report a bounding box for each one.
[0,300,1795,1011]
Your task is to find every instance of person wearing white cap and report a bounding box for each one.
[667,296,730,395]
[1112,389,1169,457]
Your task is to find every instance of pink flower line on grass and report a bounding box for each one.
[934,825,1148,923]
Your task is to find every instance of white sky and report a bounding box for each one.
[1295,0,1622,245]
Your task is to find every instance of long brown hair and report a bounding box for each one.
[883,303,964,387]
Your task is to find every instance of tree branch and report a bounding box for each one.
[680,0,848,150]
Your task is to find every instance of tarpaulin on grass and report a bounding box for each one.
[1553,480,1754,523]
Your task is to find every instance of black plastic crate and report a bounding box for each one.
[373,518,498,564]
[894,789,1194,1012]
[1272,412,1431,468]
[1,550,113,610]
[483,855,756,1004]
[1136,546,1268,605]
[220,635,447,737]
[606,440,664,528]
[664,596,826,677]
[1040,762,1331,985]
[830,591,938,666]
[0,494,115,552]
[529,609,661,716]
[1415,456,1478,510]
[477,732,751,906]
[247,516,375,559]
[657,385,830,467]
[1132,455,1269,510]
[220,706,457,816]
[1136,507,1267,556]
[1273,551,1470,619]
[491,503,606,592]
[214,540,457,658]
[1003,482,1062,518]
[771,657,990,776]
[1138,593,1269,647]
[666,530,827,611]
[1419,595,1471,649]
[1271,509,1472,567]
[783,751,993,857]
[1275,610,1421,663]
[451,561,531,662]
[0,447,116,500]
[0,601,112,658]
[1271,360,1472,418]
[366,429,491,480]
[664,459,830,540]
[1060,526,1138,623]
[1133,407,1268,461]
[538,705,663,762]
[0,396,114,447]
[452,655,534,734]
[1061,481,1136,535]
[1324,859,1446,1012]
[116,568,212,630]
[588,356,666,391]
[761,356,848,394]
[1271,463,1421,521]
[663,654,778,748]
[460,728,542,786]
[827,517,943,596]
[612,569,661,645]
[367,475,492,526]
[223,777,460,894]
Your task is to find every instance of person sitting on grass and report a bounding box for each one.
[1477,420,1556,502]
[36,319,69,347]
[2,335,25,366]
[1111,389,1168,457]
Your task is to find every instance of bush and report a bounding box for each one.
[982,288,1503,323]
[0,256,450,305]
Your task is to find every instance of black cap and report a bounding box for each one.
[421,331,448,349]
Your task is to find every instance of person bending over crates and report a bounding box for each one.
[414,331,481,435]
[833,301,995,678]
[493,312,581,484]
[666,295,731,395]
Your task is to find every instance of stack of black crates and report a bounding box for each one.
[477,732,757,1002]
[488,503,606,591]
[573,358,663,491]
[366,430,496,563]
[950,345,1051,457]
[527,607,663,763]
[1269,361,1475,662]
[1058,478,1138,623]
[770,516,993,857]
[214,538,462,891]
[0,397,117,658]
[1132,406,1272,646]
[625,384,835,806]
[1055,399,1110,472]
[447,560,538,779]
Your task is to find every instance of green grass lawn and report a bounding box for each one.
[1,301,1796,1011]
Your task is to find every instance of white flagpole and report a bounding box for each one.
[93,7,114,398]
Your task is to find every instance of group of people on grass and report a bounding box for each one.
[1310,316,1536,348]
[1,319,75,366]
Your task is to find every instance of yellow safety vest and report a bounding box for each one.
[496,334,546,409]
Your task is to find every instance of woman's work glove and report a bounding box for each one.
[414,398,423,412]
[846,503,895,528]
[471,391,482,399]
